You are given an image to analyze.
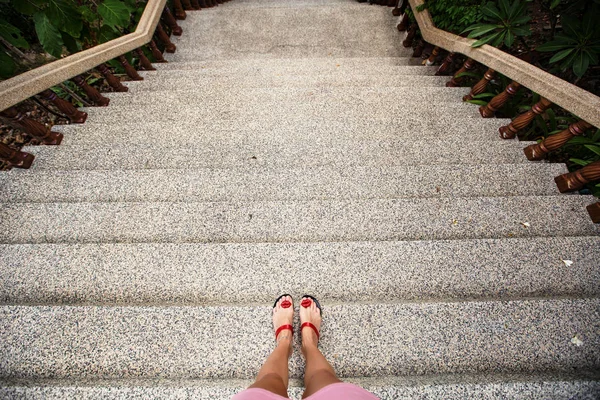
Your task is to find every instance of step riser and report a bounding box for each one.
[0,197,597,244]
[0,165,566,203]
[1,299,598,379]
[1,237,598,305]
[24,141,533,171]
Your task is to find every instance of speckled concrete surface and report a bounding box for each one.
[1,374,599,399]
[0,196,597,244]
[1,237,599,305]
[0,164,566,203]
[24,140,532,171]
[0,299,598,379]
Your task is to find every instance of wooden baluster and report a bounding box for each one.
[402,24,417,47]
[97,64,128,92]
[216,0,224,4]
[0,143,35,169]
[424,46,439,66]
[524,120,592,161]
[397,14,409,32]
[499,97,552,139]
[156,24,176,53]
[555,160,600,193]
[135,48,155,71]
[172,0,187,19]
[0,107,63,145]
[118,56,143,81]
[163,7,183,36]
[412,40,424,57]
[149,40,167,63]
[198,0,209,8]
[387,0,396,7]
[479,81,521,118]
[435,52,454,76]
[463,68,495,101]
[181,0,193,10]
[588,202,600,223]
[72,75,110,106]
[190,0,201,9]
[40,89,88,123]
[446,58,475,87]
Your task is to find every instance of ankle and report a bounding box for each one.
[301,329,319,350]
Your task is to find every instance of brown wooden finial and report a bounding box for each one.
[181,0,193,9]
[588,202,600,223]
[464,68,495,101]
[499,97,552,139]
[97,64,128,92]
[397,14,409,31]
[156,24,176,53]
[149,40,167,63]
[172,0,187,19]
[524,120,593,161]
[402,24,417,47]
[72,75,110,106]
[0,107,63,145]
[479,81,521,118]
[135,48,155,71]
[555,160,600,193]
[0,142,35,169]
[40,89,88,123]
[435,52,454,75]
[446,58,475,87]
[163,7,183,36]
[412,40,424,58]
[118,56,143,81]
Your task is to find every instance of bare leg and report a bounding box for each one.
[300,297,341,399]
[248,295,294,397]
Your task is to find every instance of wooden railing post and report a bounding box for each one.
[118,56,143,81]
[135,48,156,71]
[402,24,417,47]
[524,120,592,161]
[181,0,193,10]
[412,40,424,57]
[190,0,201,9]
[446,58,475,87]
[0,107,63,145]
[97,64,128,92]
[479,81,521,118]
[463,68,495,101]
[156,24,176,53]
[499,97,552,139]
[588,202,600,223]
[424,46,439,66]
[555,160,600,193]
[40,89,88,123]
[163,7,183,36]
[0,143,34,169]
[172,0,187,19]
[435,52,454,75]
[149,40,167,63]
[397,14,409,31]
[72,75,110,106]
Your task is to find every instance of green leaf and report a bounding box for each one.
[570,158,592,166]
[98,0,131,30]
[549,48,574,63]
[568,136,595,145]
[0,18,30,49]
[33,12,64,57]
[464,24,499,37]
[0,47,16,78]
[10,0,44,15]
[505,30,515,48]
[592,129,600,142]
[465,99,489,106]
[480,3,503,21]
[573,52,590,78]
[584,145,600,156]
[537,40,573,52]
[550,0,561,9]
[98,24,119,44]
[472,31,502,47]
[47,0,83,38]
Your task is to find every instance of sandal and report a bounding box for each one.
[300,294,322,341]
[273,293,294,341]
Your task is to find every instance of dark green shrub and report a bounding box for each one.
[415,0,486,34]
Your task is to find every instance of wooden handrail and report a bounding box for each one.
[408,0,600,129]
[0,0,167,112]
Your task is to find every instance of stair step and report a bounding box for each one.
[1,237,598,305]
[0,196,597,244]
[213,0,374,8]
[0,299,598,379]
[24,140,533,170]
[0,164,566,203]
[51,117,511,145]
[1,373,599,400]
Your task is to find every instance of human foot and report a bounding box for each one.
[300,295,322,349]
[273,294,294,355]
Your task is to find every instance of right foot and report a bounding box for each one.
[300,296,322,349]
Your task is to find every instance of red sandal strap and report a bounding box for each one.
[275,324,293,340]
[300,322,320,340]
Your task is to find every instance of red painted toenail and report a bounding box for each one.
[281,300,292,308]
[301,298,312,308]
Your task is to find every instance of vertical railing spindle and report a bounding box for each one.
[463,68,495,101]
[499,97,552,139]
[0,107,64,145]
[72,75,111,106]
[172,0,187,19]
[588,203,600,223]
[446,58,475,87]
[163,7,183,36]
[149,40,167,63]
[40,89,88,123]
[555,161,600,193]
[524,120,592,161]
[118,56,143,81]
[156,24,177,53]
[479,81,521,118]
[97,64,129,92]
[135,48,156,71]
[0,143,34,169]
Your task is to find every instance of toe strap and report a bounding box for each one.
[301,322,320,340]
[275,324,293,340]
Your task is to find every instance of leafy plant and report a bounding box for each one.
[415,0,485,34]
[462,0,531,48]
[536,6,600,79]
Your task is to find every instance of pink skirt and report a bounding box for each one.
[232,382,379,400]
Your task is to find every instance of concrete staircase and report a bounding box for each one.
[1,0,599,398]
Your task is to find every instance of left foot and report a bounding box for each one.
[273,295,294,356]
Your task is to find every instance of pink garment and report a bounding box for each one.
[232,382,379,400]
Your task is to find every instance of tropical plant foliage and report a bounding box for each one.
[462,0,531,48]
[415,0,485,34]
